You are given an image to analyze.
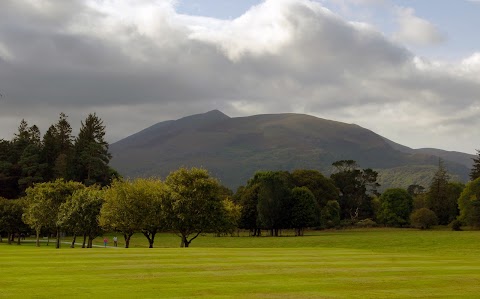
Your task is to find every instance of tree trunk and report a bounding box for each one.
[123,233,132,248]
[7,233,12,245]
[71,234,77,248]
[82,233,87,248]
[47,234,50,246]
[55,229,61,249]
[17,232,21,245]
[87,236,93,248]
[181,235,191,248]
[0,234,2,242]
[36,229,40,247]
[142,231,156,248]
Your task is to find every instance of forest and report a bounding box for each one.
[2,113,480,248]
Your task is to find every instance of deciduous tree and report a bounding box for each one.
[23,180,85,248]
[458,177,480,228]
[377,188,413,227]
[290,187,318,236]
[164,168,227,247]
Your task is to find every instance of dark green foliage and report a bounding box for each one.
[458,177,480,228]
[255,171,293,236]
[377,188,413,227]
[291,169,339,207]
[407,184,425,197]
[237,185,261,236]
[0,198,28,244]
[356,218,377,228]
[426,160,457,225]
[71,113,113,186]
[470,150,480,181]
[0,113,116,199]
[449,219,462,231]
[410,208,438,229]
[290,187,318,236]
[321,200,341,228]
[330,160,379,221]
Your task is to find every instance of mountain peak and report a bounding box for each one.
[178,109,230,122]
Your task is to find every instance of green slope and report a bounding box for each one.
[110,110,472,190]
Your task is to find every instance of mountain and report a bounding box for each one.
[110,110,474,191]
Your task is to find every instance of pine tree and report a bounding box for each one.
[41,125,59,181]
[470,150,480,181]
[426,159,451,225]
[53,113,73,179]
[71,113,112,186]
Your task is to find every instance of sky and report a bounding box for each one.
[0,0,479,154]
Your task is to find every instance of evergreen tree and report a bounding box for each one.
[470,150,480,181]
[71,113,112,186]
[53,113,73,179]
[426,159,451,225]
[0,140,18,198]
[41,125,59,181]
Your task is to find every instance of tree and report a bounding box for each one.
[291,169,339,208]
[410,208,438,229]
[426,159,452,225]
[321,200,340,228]
[0,139,18,199]
[255,171,293,236]
[236,184,262,236]
[135,179,168,248]
[13,121,46,195]
[0,198,27,245]
[100,180,146,248]
[470,150,480,181]
[290,187,318,236]
[57,186,104,248]
[23,180,85,248]
[458,177,480,228]
[41,113,74,181]
[216,198,242,236]
[71,113,113,186]
[330,160,379,222]
[407,184,425,197]
[377,188,413,227]
[164,167,227,247]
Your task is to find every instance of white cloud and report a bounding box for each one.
[0,0,478,153]
[393,7,445,46]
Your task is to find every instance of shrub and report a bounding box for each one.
[410,208,438,230]
[449,219,462,231]
[356,218,377,228]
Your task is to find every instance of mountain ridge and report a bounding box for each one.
[110,110,474,190]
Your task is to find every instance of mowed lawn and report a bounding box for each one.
[1,229,480,298]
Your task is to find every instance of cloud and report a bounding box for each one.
[393,7,445,46]
[0,0,478,153]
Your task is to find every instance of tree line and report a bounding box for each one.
[2,114,480,247]
[0,113,116,199]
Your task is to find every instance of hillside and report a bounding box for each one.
[110,110,474,190]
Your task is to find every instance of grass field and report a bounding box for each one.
[1,229,480,298]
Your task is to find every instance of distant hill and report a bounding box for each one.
[110,110,474,191]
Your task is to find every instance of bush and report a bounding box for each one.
[410,208,438,230]
[356,218,377,228]
[449,219,462,231]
